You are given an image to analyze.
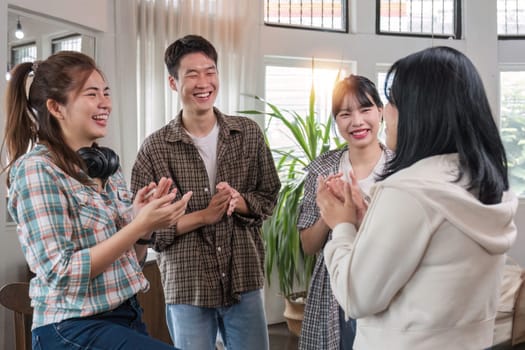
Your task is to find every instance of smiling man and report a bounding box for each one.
[130,35,280,350]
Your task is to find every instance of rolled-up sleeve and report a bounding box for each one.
[9,159,91,295]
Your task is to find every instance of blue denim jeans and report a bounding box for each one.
[339,306,356,350]
[32,296,176,350]
[166,289,269,350]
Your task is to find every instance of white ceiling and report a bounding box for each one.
[7,10,71,46]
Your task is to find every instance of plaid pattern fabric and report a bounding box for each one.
[298,149,346,350]
[8,144,148,329]
[130,108,280,307]
[298,146,391,350]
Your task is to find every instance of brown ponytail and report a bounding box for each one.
[2,63,38,186]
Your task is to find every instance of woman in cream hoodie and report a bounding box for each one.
[319,46,518,350]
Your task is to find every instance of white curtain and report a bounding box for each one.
[133,0,260,139]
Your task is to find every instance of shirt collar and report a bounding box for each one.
[164,107,243,143]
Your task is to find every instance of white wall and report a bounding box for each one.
[9,0,109,31]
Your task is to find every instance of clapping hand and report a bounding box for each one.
[133,177,193,235]
[216,182,240,216]
[322,171,369,229]
[348,170,369,228]
[201,182,235,225]
[324,172,345,202]
[133,177,175,217]
[316,175,357,230]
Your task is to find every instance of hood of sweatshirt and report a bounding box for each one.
[378,153,518,255]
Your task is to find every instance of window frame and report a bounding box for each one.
[263,0,349,33]
[376,64,391,105]
[51,33,83,54]
[375,0,462,39]
[497,0,525,39]
[499,35,525,40]
[498,64,525,198]
[10,41,37,68]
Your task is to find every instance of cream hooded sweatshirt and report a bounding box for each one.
[324,153,518,350]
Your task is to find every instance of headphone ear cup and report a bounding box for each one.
[97,147,120,178]
[78,147,108,179]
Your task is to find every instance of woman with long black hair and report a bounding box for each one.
[319,46,517,350]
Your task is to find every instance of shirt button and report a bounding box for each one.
[204,188,209,192]
[217,246,222,252]
[221,272,226,278]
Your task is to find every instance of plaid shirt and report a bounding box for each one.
[8,144,148,330]
[131,108,280,307]
[298,147,391,350]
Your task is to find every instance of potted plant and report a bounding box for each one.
[240,85,344,336]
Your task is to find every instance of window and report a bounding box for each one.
[264,57,354,152]
[376,70,390,144]
[376,68,390,106]
[7,42,37,80]
[498,0,525,37]
[11,42,37,66]
[500,70,525,196]
[52,34,82,53]
[376,0,461,38]
[264,0,348,32]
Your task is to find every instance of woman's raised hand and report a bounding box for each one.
[348,170,369,228]
[316,175,357,229]
[133,177,174,216]
[135,190,192,234]
[133,177,193,234]
[323,172,345,202]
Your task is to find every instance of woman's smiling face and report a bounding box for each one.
[335,93,382,150]
[54,70,111,150]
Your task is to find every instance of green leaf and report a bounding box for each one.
[239,84,339,297]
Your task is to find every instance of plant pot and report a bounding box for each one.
[283,291,306,337]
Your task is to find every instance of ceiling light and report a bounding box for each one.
[5,64,11,81]
[15,17,24,39]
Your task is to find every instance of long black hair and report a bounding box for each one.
[381,46,508,204]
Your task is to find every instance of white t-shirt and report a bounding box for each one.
[338,149,387,202]
[186,122,219,193]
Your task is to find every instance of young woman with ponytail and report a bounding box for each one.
[2,51,191,349]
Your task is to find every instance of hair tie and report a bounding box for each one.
[25,60,42,102]
[31,60,41,74]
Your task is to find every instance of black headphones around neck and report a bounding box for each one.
[77,145,120,180]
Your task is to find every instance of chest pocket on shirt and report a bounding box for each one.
[72,189,114,244]
[117,188,132,204]
[115,188,133,229]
